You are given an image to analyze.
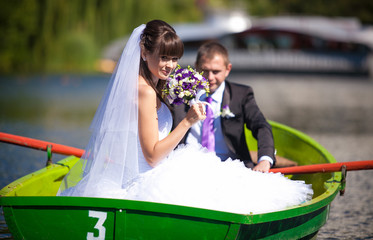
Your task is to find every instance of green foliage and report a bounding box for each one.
[2,0,371,73]
[0,0,202,74]
[0,0,40,72]
[46,31,98,72]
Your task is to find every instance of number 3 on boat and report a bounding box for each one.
[87,210,107,240]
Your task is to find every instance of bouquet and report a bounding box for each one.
[162,65,209,106]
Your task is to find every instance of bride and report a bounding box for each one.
[58,20,313,214]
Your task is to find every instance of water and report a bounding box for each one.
[1,73,372,239]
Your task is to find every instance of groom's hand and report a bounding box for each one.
[253,160,271,173]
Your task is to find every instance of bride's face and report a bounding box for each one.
[146,51,179,81]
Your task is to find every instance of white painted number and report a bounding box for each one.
[87,210,107,240]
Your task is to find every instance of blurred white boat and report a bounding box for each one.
[100,11,373,78]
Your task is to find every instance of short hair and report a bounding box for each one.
[196,41,230,68]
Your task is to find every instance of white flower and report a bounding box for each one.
[221,105,235,118]
[169,78,178,86]
[195,73,203,80]
[184,90,192,97]
[167,96,174,104]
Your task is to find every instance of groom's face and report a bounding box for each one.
[197,54,232,94]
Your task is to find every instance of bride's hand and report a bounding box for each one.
[185,102,206,126]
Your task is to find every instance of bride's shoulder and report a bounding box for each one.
[138,78,156,98]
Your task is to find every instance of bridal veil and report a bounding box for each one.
[58,24,146,197]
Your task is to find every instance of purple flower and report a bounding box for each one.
[173,98,184,105]
[182,82,192,90]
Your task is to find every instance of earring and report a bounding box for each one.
[143,57,146,61]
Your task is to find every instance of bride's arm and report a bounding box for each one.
[138,84,205,167]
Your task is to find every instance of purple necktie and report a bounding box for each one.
[201,97,215,151]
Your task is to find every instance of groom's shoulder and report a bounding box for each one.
[225,80,253,94]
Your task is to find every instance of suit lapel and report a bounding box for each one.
[221,81,230,108]
[220,81,236,154]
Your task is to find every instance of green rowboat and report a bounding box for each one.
[0,121,341,239]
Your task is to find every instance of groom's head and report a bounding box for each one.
[195,42,232,94]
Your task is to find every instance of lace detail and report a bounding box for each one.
[138,103,172,173]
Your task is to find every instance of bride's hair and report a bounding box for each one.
[140,20,184,103]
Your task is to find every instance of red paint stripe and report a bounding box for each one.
[270,160,373,174]
[0,132,84,157]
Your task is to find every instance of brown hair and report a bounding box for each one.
[195,41,230,68]
[140,20,184,103]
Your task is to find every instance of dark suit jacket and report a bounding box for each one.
[172,80,276,167]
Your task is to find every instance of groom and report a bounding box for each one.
[172,42,276,172]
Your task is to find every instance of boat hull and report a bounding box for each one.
[2,195,332,240]
[0,121,341,239]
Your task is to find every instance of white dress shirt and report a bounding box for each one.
[186,82,274,165]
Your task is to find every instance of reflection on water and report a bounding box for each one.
[1,74,109,129]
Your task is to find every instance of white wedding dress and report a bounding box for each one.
[95,102,312,215]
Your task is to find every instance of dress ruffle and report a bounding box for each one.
[119,144,313,214]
